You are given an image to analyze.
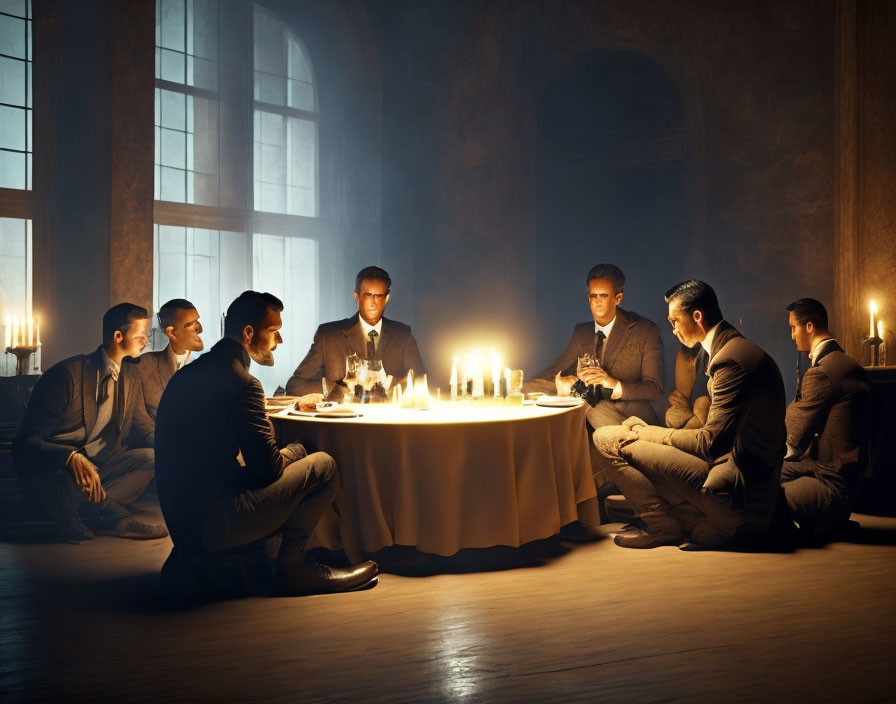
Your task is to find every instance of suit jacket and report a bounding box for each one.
[785,341,871,501]
[12,346,154,472]
[665,345,709,429]
[526,307,664,424]
[667,321,786,533]
[135,344,180,421]
[155,337,288,553]
[285,313,425,398]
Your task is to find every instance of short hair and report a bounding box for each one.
[664,280,723,329]
[586,264,625,294]
[102,303,149,344]
[223,291,284,338]
[787,298,828,330]
[354,266,391,294]
[157,298,196,330]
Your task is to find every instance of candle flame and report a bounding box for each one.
[871,301,878,315]
[878,321,884,339]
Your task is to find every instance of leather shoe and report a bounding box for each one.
[97,518,169,540]
[55,517,94,542]
[613,528,685,549]
[276,557,379,596]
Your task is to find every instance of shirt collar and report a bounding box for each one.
[809,337,836,365]
[174,350,191,369]
[359,316,383,337]
[700,322,721,359]
[100,347,120,381]
[594,316,616,337]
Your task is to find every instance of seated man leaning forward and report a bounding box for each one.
[285,265,425,401]
[136,298,204,423]
[782,298,872,542]
[594,280,786,549]
[155,290,377,598]
[13,303,167,542]
[525,263,664,429]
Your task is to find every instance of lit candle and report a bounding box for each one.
[878,321,884,341]
[12,315,19,347]
[3,314,9,349]
[35,317,40,347]
[870,301,877,338]
[27,317,33,347]
[490,349,501,397]
[450,357,458,402]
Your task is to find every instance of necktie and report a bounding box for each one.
[367,330,378,359]
[594,330,606,364]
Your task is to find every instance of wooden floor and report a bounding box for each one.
[2,509,895,703]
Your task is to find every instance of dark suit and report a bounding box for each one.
[781,341,871,537]
[285,313,425,399]
[135,344,181,421]
[595,321,787,544]
[155,337,337,557]
[12,347,156,526]
[526,307,665,426]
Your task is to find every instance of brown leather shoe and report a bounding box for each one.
[613,528,685,549]
[276,557,378,596]
[98,518,169,540]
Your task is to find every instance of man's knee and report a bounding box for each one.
[286,451,338,490]
[593,425,625,459]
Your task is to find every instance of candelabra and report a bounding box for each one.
[862,335,884,367]
[6,344,40,375]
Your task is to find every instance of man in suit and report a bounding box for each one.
[156,291,378,598]
[594,280,786,549]
[136,298,204,422]
[781,298,871,541]
[285,266,425,400]
[13,303,168,542]
[526,263,664,428]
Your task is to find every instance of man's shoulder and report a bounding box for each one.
[316,317,356,335]
[618,308,659,330]
[46,351,95,377]
[817,349,868,382]
[382,316,413,335]
[129,349,165,374]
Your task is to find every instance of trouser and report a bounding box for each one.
[781,460,850,537]
[586,401,628,492]
[23,447,155,527]
[594,427,742,545]
[201,451,338,556]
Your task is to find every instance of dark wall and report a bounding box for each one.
[366,0,842,399]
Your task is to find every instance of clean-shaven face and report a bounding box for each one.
[118,317,150,359]
[587,278,623,327]
[248,309,283,367]
[667,299,703,347]
[167,307,204,353]
[788,311,812,353]
[354,279,390,326]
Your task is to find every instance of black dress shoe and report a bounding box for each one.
[559,521,605,543]
[276,557,379,596]
[55,517,94,542]
[613,528,685,549]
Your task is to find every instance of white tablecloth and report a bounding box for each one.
[271,402,596,559]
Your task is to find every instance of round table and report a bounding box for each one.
[270,401,596,560]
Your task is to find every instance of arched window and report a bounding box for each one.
[153,0,321,393]
[0,0,35,374]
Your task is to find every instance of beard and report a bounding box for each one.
[248,346,275,366]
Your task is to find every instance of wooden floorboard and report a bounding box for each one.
[1,513,895,702]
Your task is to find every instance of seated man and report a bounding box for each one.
[13,303,167,542]
[156,290,377,598]
[594,280,786,549]
[782,298,871,541]
[525,263,664,429]
[285,266,425,400]
[136,298,204,422]
[665,343,709,429]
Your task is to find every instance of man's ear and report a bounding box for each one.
[693,309,704,329]
[384,292,391,306]
[806,321,816,335]
[354,291,360,305]
[112,330,124,344]
[242,324,254,346]
[164,325,175,338]
[615,292,623,305]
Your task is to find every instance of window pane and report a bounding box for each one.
[253,5,315,111]
[153,225,248,354]
[0,14,25,59]
[0,1,28,18]
[0,217,33,375]
[253,110,316,216]
[0,104,26,151]
[156,0,216,89]
[0,56,26,106]
[0,149,25,189]
[158,0,185,53]
[251,233,317,395]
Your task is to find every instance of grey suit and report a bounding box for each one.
[285,313,425,400]
[595,322,787,545]
[781,341,871,537]
[135,344,180,421]
[13,347,156,526]
[526,307,664,426]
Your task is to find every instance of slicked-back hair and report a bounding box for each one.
[224,291,284,338]
[586,263,625,294]
[664,280,723,329]
[157,298,196,330]
[102,303,149,344]
[354,266,392,294]
[787,298,829,330]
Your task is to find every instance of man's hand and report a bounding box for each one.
[297,393,324,411]
[68,452,106,503]
[622,416,648,431]
[555,372,578,396]
[590,369,619,389]
[578,367,603,387]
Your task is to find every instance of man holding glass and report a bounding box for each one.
[285,266,425,401]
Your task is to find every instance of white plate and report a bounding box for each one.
[535,396,583,408]
[289,408,362,418]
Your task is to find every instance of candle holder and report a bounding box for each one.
[6,345,40,375]
[862,335,884,367]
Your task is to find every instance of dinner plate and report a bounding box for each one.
[289,407,362,418]
[535,396,583,408]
